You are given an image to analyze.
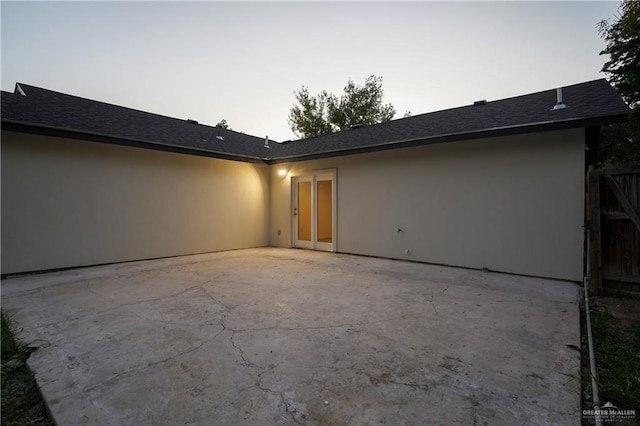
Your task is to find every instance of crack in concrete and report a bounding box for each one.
[426,295,439,315]
[108,312,221,328]
[228,313,424,335]
[290,363,358,371]
[354,368,434,394]
[101,284,207,310]
[229,330,251,367]
[237,371,306,425]
[208,294,254,371]
[388,380,431,392]
[30,284,212,330]
[217,306,437,424]
[278,391,304,425]
[424,289,448,315]
[234,349,307,424]
[197,283,236,312]
[255,379,304,425]
[3,248,581,426]
[83,278,116,302]
[81,329,226,393]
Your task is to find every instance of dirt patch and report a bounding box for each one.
[598,295,640,329]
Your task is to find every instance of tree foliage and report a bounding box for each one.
[288,88,333,138]
[215,119,230,129]
[598,0,640,162]
[288,75,396,139]
[599,122,639,163]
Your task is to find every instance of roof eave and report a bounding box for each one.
[2,112,628,165]
[1,120,267,164]
[266,114,629,164]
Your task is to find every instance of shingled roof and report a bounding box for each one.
[1,79,630,164]
[1,84,270,162]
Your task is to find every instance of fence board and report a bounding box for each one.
[587,168,602,293]
[599,164,640,293]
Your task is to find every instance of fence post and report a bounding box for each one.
[587,166,602,294]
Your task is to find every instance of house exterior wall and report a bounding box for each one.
[1,132,270,274]
[270,129,585,281]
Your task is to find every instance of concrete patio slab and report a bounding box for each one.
[1,248,581,425]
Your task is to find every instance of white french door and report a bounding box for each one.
[293,171,336,251]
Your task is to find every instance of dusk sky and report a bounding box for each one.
[1,1,622,142]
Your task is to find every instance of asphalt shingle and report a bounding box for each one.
[1,79,630,163]
[271,79,630,161]
[1,84,270,160]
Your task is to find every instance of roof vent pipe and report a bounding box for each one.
[553,88,567,110]
[264,136,271,149]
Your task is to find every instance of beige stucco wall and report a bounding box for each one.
[2,128,585,280]
[270,129,585,281]
[1,132,270,274]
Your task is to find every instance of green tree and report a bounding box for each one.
[288,87,333,138]
[216,119,230,130]
[598,0,640,162]
[288,75,396,139]
[599,122,639,163]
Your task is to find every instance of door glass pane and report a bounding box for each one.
[298,181,311,241]
[316,180,332,243]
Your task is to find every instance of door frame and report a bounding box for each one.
[293,174,314,249]
[292,169,337,252]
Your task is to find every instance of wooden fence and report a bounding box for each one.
[587,164,640,293]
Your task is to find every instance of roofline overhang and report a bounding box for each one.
[1,121,267,164]
[2,112,628,166]
[266,113,629,164]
